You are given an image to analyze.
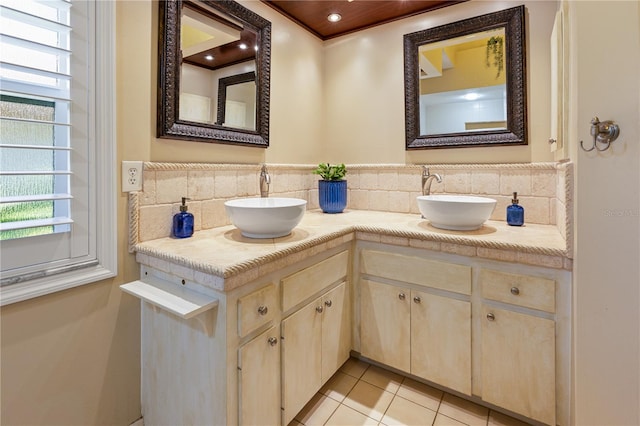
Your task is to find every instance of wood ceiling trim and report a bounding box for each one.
[261,1,467,40]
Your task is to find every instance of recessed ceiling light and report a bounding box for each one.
[462,92,480,101]
[327,13,342,23]
[239,43,247,50]
[204,55,214,61]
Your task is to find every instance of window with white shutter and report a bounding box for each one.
[0,0,116,304]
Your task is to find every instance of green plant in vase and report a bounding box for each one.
[485,35,504,78]
[313,163,347,213]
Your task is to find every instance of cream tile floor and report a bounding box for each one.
[289,358,532,426]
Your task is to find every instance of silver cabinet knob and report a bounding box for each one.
[487,312,495,321]
[413,296,421,303]
[510,287,520,296]
[398,293,406,300]
[268,337,278,346]
[316,306,323,313]
[257,305,268,315]
[325,300,332,308]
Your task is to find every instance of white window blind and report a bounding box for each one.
[1,0,73,238]
[0,0,116,304]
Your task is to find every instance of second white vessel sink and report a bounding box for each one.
[224,197,307,238]
[417,194,497,231]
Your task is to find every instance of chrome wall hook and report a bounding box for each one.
[580,116,620,152]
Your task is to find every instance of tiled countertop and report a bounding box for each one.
[135,210,569,292]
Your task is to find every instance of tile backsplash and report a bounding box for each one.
[129,162,573,249]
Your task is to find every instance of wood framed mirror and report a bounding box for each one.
[216,71,256,129]
[404,5,526,149]
[157,0,271,147]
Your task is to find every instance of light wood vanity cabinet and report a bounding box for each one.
[281,281,350,425]
[238,326,281,426]
[320,282,352,382]
[282,294,322,425]
[134,247,351,426]
[237,284,281,426]
[360,279,411,371]
[412,289,471,395]
[480,269,557,425]
[356,245,569,426]
[281,251,351,426]
[134,238,568,426]
[237,284,277,337]
[359,250,472,396]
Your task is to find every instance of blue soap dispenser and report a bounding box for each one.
[506,191,524,226]
[173,197,194,238]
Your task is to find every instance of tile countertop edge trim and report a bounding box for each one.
[133,225,569,283]
[141,161,563,172]
[134,228,355,279]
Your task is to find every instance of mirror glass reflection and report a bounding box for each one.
[179,1,257,130]
[419,28,506,135]
[216,71,256,129]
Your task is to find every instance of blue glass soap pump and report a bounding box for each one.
[506,192,524,226]
[173,197,194,238]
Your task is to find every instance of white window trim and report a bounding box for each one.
[0,1,117,306]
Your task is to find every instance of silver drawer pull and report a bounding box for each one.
[268,337,278,346]
[413,296,421,303]
[487,312,496,321]
[325,300,332,308]
[398,293,406,300]
[510,287,520,296]
[257,305,268,315]
[316,306,323,313]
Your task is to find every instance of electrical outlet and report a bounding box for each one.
[122,161,143,192]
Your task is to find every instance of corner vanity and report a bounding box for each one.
[124,206,571,426]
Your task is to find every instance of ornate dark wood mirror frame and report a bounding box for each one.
[404,5,526,149]
[216,71,256,127]
[157,0,271,147]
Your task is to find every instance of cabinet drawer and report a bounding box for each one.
[282,251,349,312]
[360,250,471,295]
[480,269,555,313]
[238,284,277,337]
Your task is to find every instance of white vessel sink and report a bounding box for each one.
[224,197,307,238]
[417,195,497,231]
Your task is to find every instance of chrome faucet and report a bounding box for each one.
[422,166,442,195]
[260,164,270,197]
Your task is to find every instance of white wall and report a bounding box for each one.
[568,1,640,424]
[323,0,559,165]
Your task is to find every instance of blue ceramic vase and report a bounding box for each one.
[318,180,347,213]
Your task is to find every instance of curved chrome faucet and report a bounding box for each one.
[422,166,442,195]
[260,164,271,197]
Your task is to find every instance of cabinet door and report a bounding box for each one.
[321,281,351,383]
[282,298,322,425]
[481,305,556,425]
[360,279,411,372]
[238,326,281,426]
[411,290,471,395]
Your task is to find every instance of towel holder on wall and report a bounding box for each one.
[580,116,620,152]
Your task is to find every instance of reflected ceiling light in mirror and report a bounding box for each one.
[239,43,247,49]
[204,54,214,61]
[462,92,480,101]
[327,13,342,23]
